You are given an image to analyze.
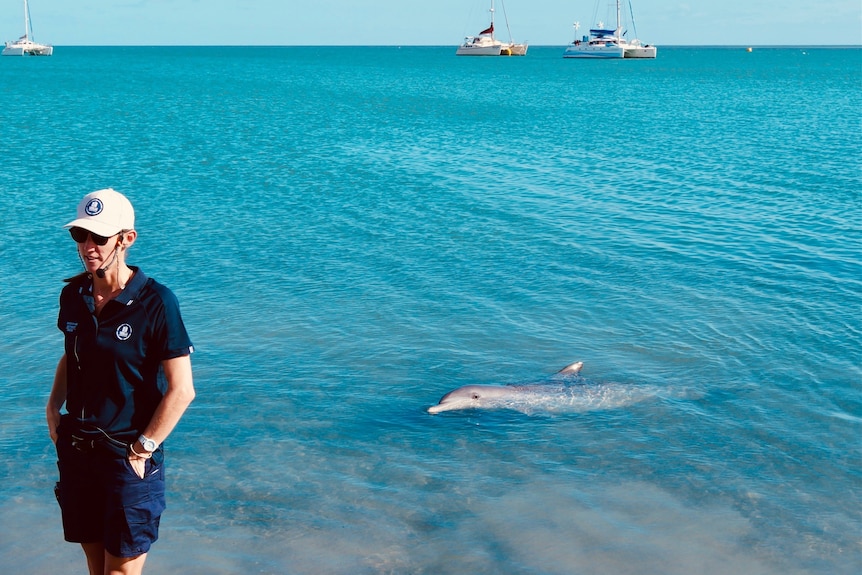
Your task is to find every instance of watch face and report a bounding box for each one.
[143,439,157,451]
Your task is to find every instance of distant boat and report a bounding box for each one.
[563,0,655,59]
[456,0,527,56]
[3,0,53,56]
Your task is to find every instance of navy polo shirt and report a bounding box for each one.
[58,267,194,440]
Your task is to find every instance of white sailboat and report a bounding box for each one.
[456,0,527,56]
[563,19,625,59]
[563,0,655,59]
[3,0,53,56]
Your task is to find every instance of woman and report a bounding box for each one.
[47,188,195,575]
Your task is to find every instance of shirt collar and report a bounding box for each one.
[112,266,148,306]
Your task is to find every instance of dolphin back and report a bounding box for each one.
[428,361,588,414]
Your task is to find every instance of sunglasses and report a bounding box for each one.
[69,227,120,246]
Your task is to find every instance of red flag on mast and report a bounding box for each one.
[479,23,494,35]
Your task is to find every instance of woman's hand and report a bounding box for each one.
[47,407,61,444]
[128,454,147,479]
[47,356,68,445]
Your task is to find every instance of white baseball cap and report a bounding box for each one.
[64,188,135,237]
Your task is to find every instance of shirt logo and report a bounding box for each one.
[116,323,133,341]
[85,198,104,216]
[65,322,78,333]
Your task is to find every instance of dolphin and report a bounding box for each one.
[556,360,584,376]
[427,361,655,415]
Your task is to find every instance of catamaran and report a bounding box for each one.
[3,0,53,56]
[563,0,655,59]
[456,0,527,56]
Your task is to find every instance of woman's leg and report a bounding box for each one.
[81,542,105,575]
[104,550,148,575]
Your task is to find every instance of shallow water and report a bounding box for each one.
[0,46,860,574]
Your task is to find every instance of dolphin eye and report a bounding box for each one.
[472,393,480,399]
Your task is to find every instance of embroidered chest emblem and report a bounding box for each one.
[116,323,133,341]
[65,321,78,333]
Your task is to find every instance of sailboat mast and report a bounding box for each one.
[500,0,515,43]
[490,0,496,40]
[24,0,32,40]
[616,0,621,41]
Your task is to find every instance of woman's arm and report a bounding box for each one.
[47,355,67,444]
[130,354,196,455]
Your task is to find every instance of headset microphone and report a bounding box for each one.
[95,244,121,279]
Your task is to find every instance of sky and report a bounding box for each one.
[2,1,860,47]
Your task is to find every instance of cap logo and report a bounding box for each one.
[84,198,104,216]
[116,323,132,341]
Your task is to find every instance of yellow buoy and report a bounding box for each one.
[746,47,753,52]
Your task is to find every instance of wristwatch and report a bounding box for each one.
[138,434,158,453]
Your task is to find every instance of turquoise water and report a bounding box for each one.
[1,46,860,574]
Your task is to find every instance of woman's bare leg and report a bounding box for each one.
[104,550,148,575]
[81,542,105,575]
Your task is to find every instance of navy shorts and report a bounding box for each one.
[55,430,166,558]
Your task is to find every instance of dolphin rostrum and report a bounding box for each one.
[427,361,655,415]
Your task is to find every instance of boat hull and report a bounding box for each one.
[457,45,504,56]
[2,41,53,56]
[503,43,528,56]
[456,40,528,56]
[563,44,625,59]
[624,45,657,58]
